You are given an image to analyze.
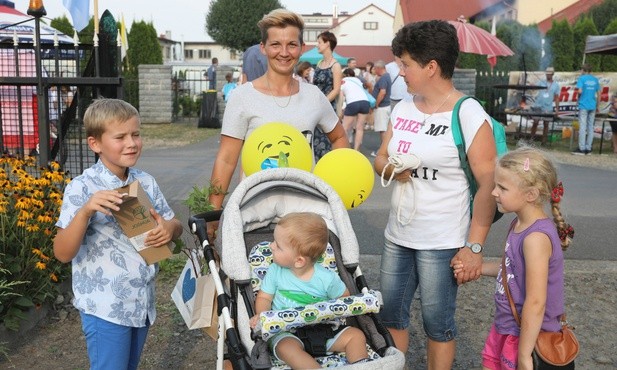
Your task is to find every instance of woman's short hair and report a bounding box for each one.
[257,9,304,44]
[391,20,459,79]
[318,31,337,51]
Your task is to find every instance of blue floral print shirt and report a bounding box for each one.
[56,161,175,327]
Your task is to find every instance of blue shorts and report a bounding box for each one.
[344,100,370,116]
[80,312,150,370]
[378,239,458,342]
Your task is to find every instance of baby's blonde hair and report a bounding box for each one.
[497,147,572,250]
[84,99,139,139]
[277,212,328,262]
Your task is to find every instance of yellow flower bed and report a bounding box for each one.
[0,156,71,331]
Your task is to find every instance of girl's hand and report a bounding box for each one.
[517,353,533,370]
[451,259,464,277]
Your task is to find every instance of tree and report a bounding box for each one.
[50,15,95,44]
[586,0,617,34]
[546,20,574,72]
[600,19,617,72]
[126,20,163,76]
[573,17,600,71]
[496,21,523,72]
[206,0,282,52]
[50,15,74,37]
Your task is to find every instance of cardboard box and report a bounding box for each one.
[112,181,172,265]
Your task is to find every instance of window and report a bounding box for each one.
[199,49,212,59]
[230,50,237,60]
[184,49,193,59]
[303,30,319,42]
[364,22,378,30]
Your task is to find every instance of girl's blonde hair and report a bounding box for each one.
[277,212,328,262]
[497,147,573,250]
[84,99,139,139]
[257,9,304,44]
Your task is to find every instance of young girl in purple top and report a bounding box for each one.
[454,147,574,370]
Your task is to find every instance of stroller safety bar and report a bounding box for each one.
[256,291,381,341]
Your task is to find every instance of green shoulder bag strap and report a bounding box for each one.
[451,96,477,196]
[451,96,505,223]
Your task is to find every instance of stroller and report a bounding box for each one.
[188,168,405,369]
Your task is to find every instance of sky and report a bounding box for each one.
[11,0,397,41]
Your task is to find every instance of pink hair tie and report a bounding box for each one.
[523,157,530,172]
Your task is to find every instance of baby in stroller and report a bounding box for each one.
[192,168,405,369]
[249,212,370,367]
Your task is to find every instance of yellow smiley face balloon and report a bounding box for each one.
[313,148,374,209]
[241,122,313,176]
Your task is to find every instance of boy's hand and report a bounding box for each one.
[84,190,125,216]
[145,209,174,248]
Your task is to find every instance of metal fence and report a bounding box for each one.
[0,28,123,176]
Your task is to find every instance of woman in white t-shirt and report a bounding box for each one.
[373,20,498,369]
[340,68,370,151]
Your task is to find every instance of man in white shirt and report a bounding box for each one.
[386,57,409,109]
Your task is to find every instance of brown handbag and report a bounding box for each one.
[501,256,579,367]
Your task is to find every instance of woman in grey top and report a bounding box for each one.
[208,9,348,233]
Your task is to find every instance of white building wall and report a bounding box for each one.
[331,6,394,46]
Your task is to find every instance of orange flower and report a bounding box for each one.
[26,224,40,232]
[35,262,46,270]
[50,273,58,282]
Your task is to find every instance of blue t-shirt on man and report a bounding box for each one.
[372,73,391,108]
[576,74,600,110]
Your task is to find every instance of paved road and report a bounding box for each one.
[139,129,617,261]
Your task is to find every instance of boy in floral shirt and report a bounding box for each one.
[54,99,182,370]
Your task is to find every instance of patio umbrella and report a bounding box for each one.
[299,47,349,65]
[448,16,513,57]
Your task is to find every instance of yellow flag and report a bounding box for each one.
[120,14,129,61]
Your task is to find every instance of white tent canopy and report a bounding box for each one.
[584,34,617,55]
[0,1,74,44]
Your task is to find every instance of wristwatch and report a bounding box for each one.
[465,242,483,254]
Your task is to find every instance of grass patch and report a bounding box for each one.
[141,123,219,148]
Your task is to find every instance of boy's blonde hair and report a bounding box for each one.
[497,146,572,250]
[84,99,139,139]
[257,9,304,44]
[277,212,328,262]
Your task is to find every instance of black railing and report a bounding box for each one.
[0,22,123,175]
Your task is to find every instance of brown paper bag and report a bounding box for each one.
[203,298,219,340]
[171,255,217,329]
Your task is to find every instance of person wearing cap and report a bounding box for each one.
[529,67,560,145]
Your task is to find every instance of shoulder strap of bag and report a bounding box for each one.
[451,95,477,196]
[501,254,522,326]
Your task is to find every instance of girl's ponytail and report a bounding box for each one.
[550,182,574,250]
